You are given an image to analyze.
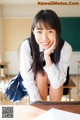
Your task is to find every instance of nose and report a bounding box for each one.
[42,33,48,42]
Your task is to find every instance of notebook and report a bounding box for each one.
[34,108,80,120]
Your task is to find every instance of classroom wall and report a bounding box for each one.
[3,18,32,74]
[0,6,3,62]
[1,3,80,75]
[0,6,1,61]
[2,3,80,17]
[3,19,32,52]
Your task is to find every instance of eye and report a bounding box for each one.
[48,30,53,33]
[37,30,42,33]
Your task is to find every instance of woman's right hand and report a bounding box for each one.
[44,37,56,67]
[44,36,56,57]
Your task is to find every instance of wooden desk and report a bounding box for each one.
[77,61,80,93]
[14,101,80,120]
[0,62,9,101]
[77,61,80,64]
[0,62,9,66]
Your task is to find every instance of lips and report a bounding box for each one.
[41,42,50,49]
[42,42,49,45]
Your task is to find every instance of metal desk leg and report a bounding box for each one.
[0,91,2,101]
[77,65,80,93]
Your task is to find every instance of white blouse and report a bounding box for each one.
[19,39,72,102]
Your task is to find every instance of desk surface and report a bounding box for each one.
[0,62,9,66]
[12,102,80,120]
[63,79,76,88]
[77,61,80,64]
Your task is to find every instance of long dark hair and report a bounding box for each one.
[29,9,64,76]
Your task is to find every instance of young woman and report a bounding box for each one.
[19,9,72,102]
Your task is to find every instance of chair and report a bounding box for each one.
[63,66,76,101]
[63,66,70,95]
[48,67,76,101]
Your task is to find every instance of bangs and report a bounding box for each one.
[32,14,56,30]
[35,20,53,29]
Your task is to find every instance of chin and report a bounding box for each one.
[41,45,49,50]
[43,47,48,50]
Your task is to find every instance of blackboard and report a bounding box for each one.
[60,17,80,51]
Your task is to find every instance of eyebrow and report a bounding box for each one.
[36,27,53,30]
[36,27,43,30]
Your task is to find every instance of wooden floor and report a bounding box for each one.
[0,75,80,105]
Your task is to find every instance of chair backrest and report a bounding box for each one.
[63,66,70,95]
[48,66,70,95]
[64,66,70,86]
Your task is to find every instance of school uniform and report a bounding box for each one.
[19,38,72,102]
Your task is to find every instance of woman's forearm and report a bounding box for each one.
[44,55,53,67]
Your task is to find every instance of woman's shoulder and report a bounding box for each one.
[60,41,72,61]
[62,41,72,53]
[20,38,31,53]
[21,38,30,47]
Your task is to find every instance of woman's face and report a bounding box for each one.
[33,22,57,50]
